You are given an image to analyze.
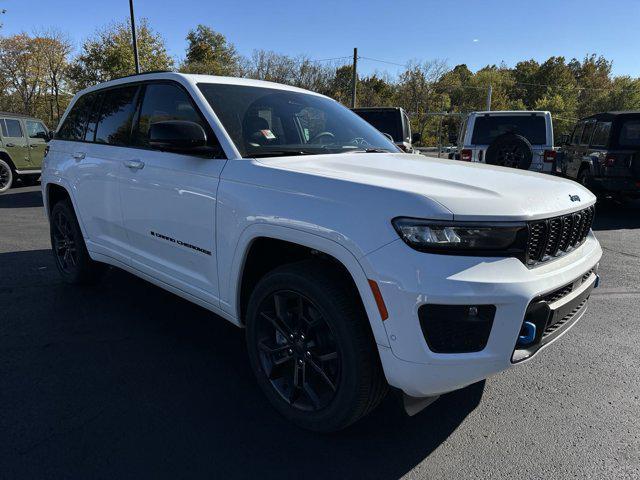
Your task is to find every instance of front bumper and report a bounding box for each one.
[366,232,602,397]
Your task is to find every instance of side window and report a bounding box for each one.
[3,119,25,138]
[135,83,210,148]
[580,121,595,146]
[571,122,585,145]
[57,94,94,141]
[95,86,139,146]
[402,113,411,142]
[590,122,611,147]
[84,93,103,142]
[26,121,48,139]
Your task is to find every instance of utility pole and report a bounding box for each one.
[129,0,140,74]
[351,48,358,108]
[486,84,492,111]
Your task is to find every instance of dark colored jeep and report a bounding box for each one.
[351,107,420,152]
[558,111,640,199]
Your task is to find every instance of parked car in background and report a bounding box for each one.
[557,111,640,200]
[351,107,420,152]
[43,72,601,432]
[456,111,557,173]
[0,112,50,193]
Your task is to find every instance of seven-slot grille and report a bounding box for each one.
[526,205,595,266]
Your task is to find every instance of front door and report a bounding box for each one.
[118,81,227,304]
[25,119,49,170]
[1,118,30,170]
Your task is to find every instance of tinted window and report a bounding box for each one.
[57,94,94,141]
[590,122,611,147]
[95,86,138,146]
[571,122,585,145]
[580,121,595,145]
[134,83,207,148]
[84,93,104,142]
[471,115,547,145]
[26,120,48,139]
[618,119,640,147]
[402,113,411,142]
[353,110,402,142]
[3,119,24,138]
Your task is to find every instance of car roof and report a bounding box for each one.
[352,107,404,112]
[469,110,550,116]
[74,71,328,99]
[0,111,44,121]
[581,111,640,121]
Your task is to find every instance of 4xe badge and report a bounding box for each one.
[569,194,581,202]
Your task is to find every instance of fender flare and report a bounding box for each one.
[0,148,16,171]
[222,222,391,347]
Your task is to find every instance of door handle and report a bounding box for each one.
[29,145,37,148]
[5,143,15,147]
[72,152,86,161]
[124,160,145,170]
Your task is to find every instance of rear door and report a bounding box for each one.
[563,121,585,178]
[567,120,595,178]
[1,118,30,170]
[118,81,227,304]
[25,119,49,170]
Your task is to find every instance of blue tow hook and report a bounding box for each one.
[517,321,537,346]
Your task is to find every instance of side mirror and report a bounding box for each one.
[560,133,570,146]
[411,132,422,144]
[448,131,458,144]
[48,130,55,141]
[34,131,50,141]
[149,120,208,153]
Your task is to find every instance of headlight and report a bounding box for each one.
[392,217,528,255]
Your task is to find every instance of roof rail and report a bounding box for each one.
[106,70,175,82]
[0,111,39,119]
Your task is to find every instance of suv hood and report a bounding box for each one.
[258,152,596,221]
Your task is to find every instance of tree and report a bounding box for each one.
[0,33,44,115]
[181,25,240,76]
[34,30,73,122]
[68,18,173,90]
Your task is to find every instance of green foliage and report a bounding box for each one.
[68,18,173,90]
[181,25,240,76]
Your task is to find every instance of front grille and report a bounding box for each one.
[526,206,595,266]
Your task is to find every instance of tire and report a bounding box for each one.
[485,133,533,170]
[577,167,593,192]
[0,159,13,194]
[245,259,387,432]
[50,199,105,285]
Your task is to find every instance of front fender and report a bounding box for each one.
[220,222,391,347]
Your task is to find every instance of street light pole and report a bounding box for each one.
[129,0,140,74]
[351,48,358,108]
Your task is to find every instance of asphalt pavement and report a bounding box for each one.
[1,185,638,479]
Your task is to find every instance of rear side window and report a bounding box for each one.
[2,119,24,138]
[95,86,139,146]
[571,122,584,145]
[57,94,94,141]
[618,119,640,147]
[354,110,402,142]
[580,121,595,145]
[471,115,547,145]
[590,122,611,147]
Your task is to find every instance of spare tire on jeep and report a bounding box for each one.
[485,133,533,170]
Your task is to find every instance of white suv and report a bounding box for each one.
[42,72,602,432]
[457,110,557,173]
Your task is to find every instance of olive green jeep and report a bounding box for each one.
[0,112,51,193]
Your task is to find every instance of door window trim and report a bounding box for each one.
[2,118,26,139]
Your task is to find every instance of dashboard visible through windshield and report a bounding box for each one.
[197,83,398,158]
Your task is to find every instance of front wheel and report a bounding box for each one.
[245,260,387,432]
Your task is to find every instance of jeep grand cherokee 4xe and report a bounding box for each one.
[42,72,602,432]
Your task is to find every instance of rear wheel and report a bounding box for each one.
[0,159,13,194]
[50,200,105,284]
[245,260,387,432]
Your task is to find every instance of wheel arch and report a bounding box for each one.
[226,224,390,347]
[0,149,16,172]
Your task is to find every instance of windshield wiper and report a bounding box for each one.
[341,148,394,154]
[247,150,319,158]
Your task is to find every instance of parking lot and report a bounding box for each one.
[1,185,639,479]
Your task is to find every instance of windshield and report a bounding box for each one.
[352,110,402,142]
[197,83,398,157]
[471,115,547,145]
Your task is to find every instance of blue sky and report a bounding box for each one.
[3,0,639,77]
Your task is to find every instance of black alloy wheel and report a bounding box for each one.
[495,143,529,169]
[485,133,533,170]
[255,290,340,411]
[52,207,79,274]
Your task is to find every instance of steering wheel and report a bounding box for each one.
[351,137,370,147]
[309,131,335,144]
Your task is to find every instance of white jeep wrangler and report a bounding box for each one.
[42,73,601,431]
